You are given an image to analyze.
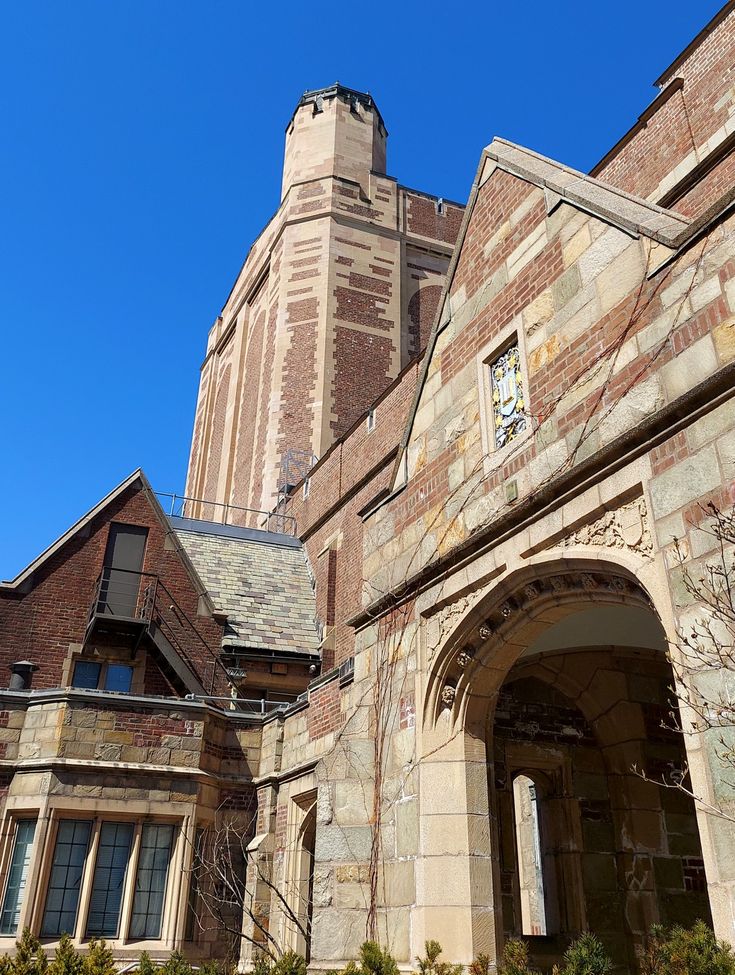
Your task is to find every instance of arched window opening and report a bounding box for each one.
[512,773,552,936]
[297,806,316,963]
[285,795,316,962]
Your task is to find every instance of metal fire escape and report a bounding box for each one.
[83,567,230,695]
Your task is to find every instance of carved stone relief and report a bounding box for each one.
[548,496,653,556]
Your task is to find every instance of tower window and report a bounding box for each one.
[367,408,376,433]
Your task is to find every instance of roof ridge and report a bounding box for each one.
[487,137,690,245]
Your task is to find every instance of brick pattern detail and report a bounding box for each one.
[331,328,394,439]
[307,679,341,740]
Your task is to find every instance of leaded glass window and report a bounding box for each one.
[490,342,527,449]
[42,820,92,936]
[129,824,174,939]
[86,822,134,938]
[0,820,36,935]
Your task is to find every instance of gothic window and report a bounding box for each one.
[490,342,527,449]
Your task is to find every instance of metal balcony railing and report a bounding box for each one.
[85,567,232,695]
[155,492,297,536]
[88,566,157,626]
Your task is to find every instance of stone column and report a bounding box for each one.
[415,719,497,964]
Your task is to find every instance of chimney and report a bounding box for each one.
[9,660,38,691]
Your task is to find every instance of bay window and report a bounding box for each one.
[38,817,177,943]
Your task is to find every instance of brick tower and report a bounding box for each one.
[185,85,464,521]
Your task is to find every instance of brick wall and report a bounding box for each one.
[0,483,227,695]
[594,6,735,214]
[285,358,421,667]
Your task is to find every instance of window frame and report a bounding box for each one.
[0,819,37,937]
[64,651,142,696]
[32,814,181,948]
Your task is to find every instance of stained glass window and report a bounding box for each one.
[490,342,527,449]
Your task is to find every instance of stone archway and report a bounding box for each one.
[417,560,711,973]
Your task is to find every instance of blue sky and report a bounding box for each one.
[0,0,723,578]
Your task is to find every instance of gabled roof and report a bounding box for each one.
[174,524,320,658]
[485,138,690,245]
[388,136,700,497]
[2,469,147,589]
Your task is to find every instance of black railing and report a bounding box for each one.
[88,566,158,625]
[155,492,297,536]
[85,567,232,694]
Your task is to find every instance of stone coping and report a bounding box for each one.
[0,687,265,724]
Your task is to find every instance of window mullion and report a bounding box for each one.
[75,821,100,942]
[119,823,142,942]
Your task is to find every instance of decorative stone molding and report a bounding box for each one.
[555,496,653,557]
[457,647,474,669]
[441,684,457,709]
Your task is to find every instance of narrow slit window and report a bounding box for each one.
[513,775,547,936]
[489,342,527,449]
[86,822,134,938]
[129,824,174,939]
[42,820,92,937]
[0,820,36,935]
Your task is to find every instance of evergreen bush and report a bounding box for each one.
[416,942,462,975]
[498,939,539,975]
[552,933,613,975]
[642,920,735,975]
[271,952,307,975]
[469,954,492,975]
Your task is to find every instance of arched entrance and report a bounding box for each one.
[421,561,711,973]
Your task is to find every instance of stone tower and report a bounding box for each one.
[185,85,464,521]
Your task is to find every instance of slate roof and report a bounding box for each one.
[174,524,320,657]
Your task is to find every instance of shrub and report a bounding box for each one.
[469,955,492,975]
[138,953,159,975]
[251,955,274,975]
[499,940,539,975]
[347,942,399,975]
[272,952,307,975]
[83,941,115,975]
[158,954,192,975]
[12,930,46,975]
[416,942,462,975]
[552,933,612,975]
[642,921,735,975]
[48,935,84,975]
